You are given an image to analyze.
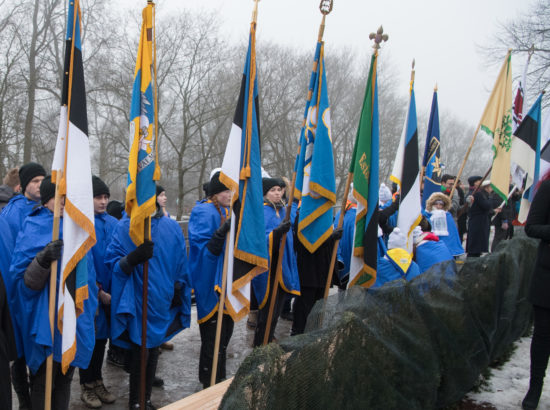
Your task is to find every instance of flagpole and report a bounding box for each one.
[324,172,352,298]
[449,123,482,199]
[45,0,81,405]
[419,84,438,195]
[211,202,233,386]
[44,178,63,410]
[262,0,333,345]
[140,2,155,407]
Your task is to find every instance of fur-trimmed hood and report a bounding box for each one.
[425,192,451,212]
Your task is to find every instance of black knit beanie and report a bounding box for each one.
[209,172,229,196]
[92,175,110,198]
[39,175,56,205]
[262,177,285,196]
[19,162,46,194]
[156,184,165,197]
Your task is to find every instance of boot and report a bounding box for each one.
[81,382,102,408]
[94,380,116,404]
[247,310,258,330]
[522,377,543,410]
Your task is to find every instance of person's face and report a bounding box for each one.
[473,180,481,188]
[214,190,232,208]
[93,194,109,214]
[434,201,445,210]
[157,191,167,208]
[444,179,455,190]
[45,197,64,214]
[484,185,493,193]
[265,186,283,203]
[25,175,45,201]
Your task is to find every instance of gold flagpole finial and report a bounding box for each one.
[319,0,333,15]
[252,0,260,24]
[434,83,438,92]
[369,26,388,50]
[317,0,334,42]
[410,58,416,85]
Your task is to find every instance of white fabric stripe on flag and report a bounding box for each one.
[397,176,421,252]
[221,123,242,186]
[347,198,365,288]
[390,109,408,184]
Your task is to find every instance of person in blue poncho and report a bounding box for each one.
[413,217,454,274]
[79,176,117,408]
[10,176,98,409]
[1,162,46,243]
[1,162,46,410]
[252,177,300,347]
[372,228,421,288]
[188,170,234,389]
[0,218,16,410]
[424,192,465,257]
[105,192,191,409]
[334,193,357,289]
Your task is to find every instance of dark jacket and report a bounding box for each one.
[525,179,550,309]
[466,189,494,254]
[0,185,16,211]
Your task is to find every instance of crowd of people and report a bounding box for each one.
[0,163,548,410]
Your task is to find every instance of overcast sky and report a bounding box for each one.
[118,0,533,127]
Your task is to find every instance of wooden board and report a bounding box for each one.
[159,378,233,410]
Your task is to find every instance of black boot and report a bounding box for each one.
[522,378,543,410]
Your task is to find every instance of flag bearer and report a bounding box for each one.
[10,176,98,410]
[79,176,117,408]
[252,178,300,346]
[105,191,191,409]
[188,170,234,389]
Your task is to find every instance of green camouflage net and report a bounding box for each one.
[221,233,537,409]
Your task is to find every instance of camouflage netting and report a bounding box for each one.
[221,233,537,409]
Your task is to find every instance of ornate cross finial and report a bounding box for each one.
[369,26,389,50]
[319,0,333,15]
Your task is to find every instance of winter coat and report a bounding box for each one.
[0,185,17,210]
[0,194,40,245]
[525,179,550,309]
[425,192,464,256]
[466,189,494,254]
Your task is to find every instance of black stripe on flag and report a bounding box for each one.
[61,40,88,137]
[232,75,246,130]
[363,207,379,272]
[401,130,419,198]
[514,114,538,151]
[541,140,550,163]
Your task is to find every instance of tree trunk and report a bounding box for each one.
[23,0,40,163]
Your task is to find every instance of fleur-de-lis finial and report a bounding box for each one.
[319,0,333,15]
[369,26,389,50]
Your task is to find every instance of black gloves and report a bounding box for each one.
[273,220,291,236]
[170,284,183,308]
[330,228,344,241]
[119,240,154,275]
[207,219,231,256]
[36,239,63,268]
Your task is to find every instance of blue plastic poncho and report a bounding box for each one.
[10,207,98,373]
[252,204,300,308]
[334,206,356,280]
[424,210,464,256]
[1,195,40,246]
[415,239,454,274]
[92,212,118,339]
[105,215,191,349]
[188,200,227,323]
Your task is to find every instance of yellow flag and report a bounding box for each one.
[480,51,513,200]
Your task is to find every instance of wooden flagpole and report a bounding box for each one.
[324,172,352,298]
[210,203,233,386]
[323,26,387,299]
[45,0,81,406]
[139,218,150,409]
[140,2,156,407]
[449,122,482,200]
[262,0,333,345]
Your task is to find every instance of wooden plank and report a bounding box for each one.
[159,378,233,410]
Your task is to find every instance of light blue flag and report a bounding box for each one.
[295,42,336,253]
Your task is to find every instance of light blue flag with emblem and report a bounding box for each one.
[125,3,160,245]
[295,41,336,253]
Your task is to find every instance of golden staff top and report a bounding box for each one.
[369,26,388,50]
[318,0,334,42]
[252,0,260,24]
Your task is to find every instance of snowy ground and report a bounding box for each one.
[464,336,550,410]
